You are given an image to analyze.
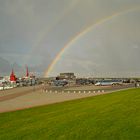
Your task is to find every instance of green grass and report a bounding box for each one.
[0,88,140,140]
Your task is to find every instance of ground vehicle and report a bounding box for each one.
[76,79,95,85]
[53,80,68,87]
[95,80,122,86]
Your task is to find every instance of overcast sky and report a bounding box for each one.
[0,0,140,77]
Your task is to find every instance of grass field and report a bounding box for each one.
[0,88,140,140]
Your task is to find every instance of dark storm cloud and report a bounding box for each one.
[0,0,140,76]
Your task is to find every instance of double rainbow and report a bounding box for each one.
[45,6,140,77]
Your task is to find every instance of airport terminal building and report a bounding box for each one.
[57,73,76,80]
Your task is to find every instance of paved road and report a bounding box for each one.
[0,84,134,102]
[0,85,42,102]
[0,84,135,113]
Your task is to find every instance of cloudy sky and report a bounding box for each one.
[0,0,140,77]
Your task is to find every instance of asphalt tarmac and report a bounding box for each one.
[0,84,135,113]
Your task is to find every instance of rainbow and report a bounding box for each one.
[23,0,80,65]
[45,6,140,77]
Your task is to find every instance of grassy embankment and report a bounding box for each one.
[0,88,140,140]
